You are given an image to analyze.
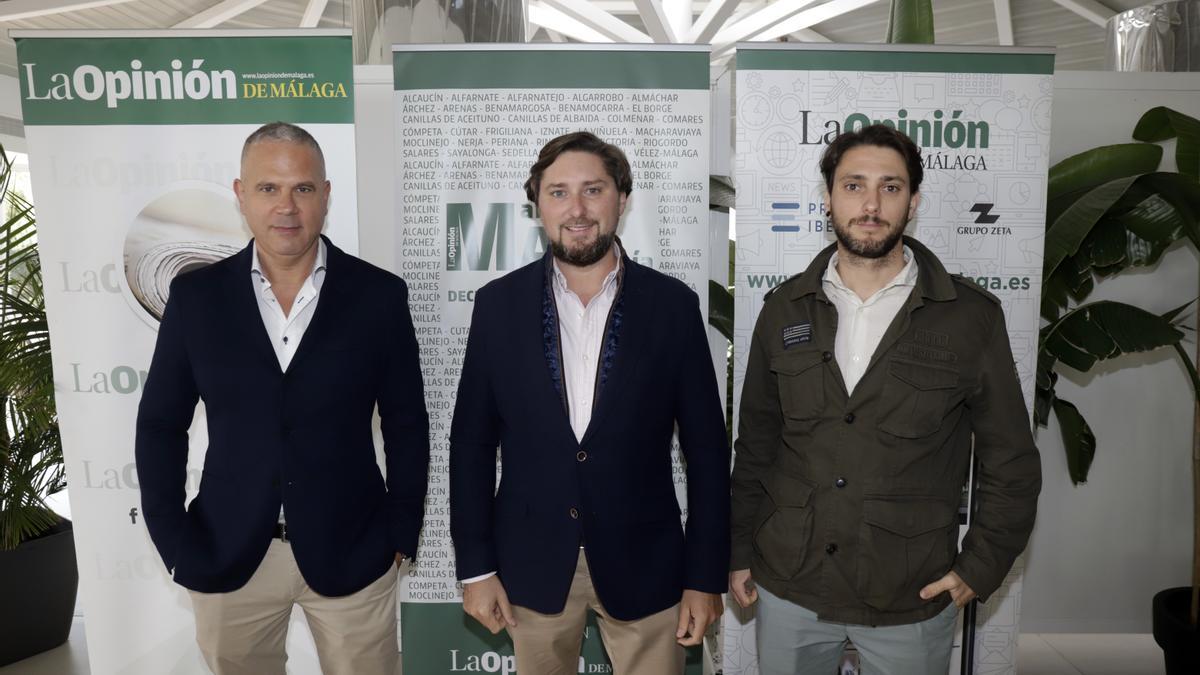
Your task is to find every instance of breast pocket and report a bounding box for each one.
[877,359,959,438]
[769,350,827,421]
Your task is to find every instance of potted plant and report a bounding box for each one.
[0,143,77,666]
[1036,106,1200,673]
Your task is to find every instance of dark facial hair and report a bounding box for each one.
[831,214,907,259]
[550,222,614,267]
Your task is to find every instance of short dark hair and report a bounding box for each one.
[524,131,633,204]
[241,121,326,176]
[819,124,923,194]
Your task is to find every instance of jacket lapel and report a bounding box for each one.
[224,242,282,374]
[286,236,350,374]
[580,255,647,446]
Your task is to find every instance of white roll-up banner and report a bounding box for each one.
[14,29,359,675]
[726,43,1054,675]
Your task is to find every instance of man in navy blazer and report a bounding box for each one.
[450,132,730,675]
[135,122,428,675]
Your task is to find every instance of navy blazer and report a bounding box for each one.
[135,237,429,597]
[449,248,730,621]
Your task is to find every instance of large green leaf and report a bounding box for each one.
[1052,397,1096,485]
[1042,300,1185,373]
[1043,175,1143,281]
[1133,106,1200,179]
[708,279,733,342]
[1047,144,1162,224]
[885,0,934,44]
[1033,350,1058,426]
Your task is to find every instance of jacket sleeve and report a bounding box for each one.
[378,277,431,558]
[729,306,785,571]
[954,308,1042,602]
[449,288,502,580]
[673,293,732,593]
[134,278,199,572]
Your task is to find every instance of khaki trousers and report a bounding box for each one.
[507,550,684,675]
[188,539,398,675]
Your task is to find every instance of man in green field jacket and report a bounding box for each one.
[729,124,1041,675]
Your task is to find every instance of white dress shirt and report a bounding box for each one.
[461,246,621,584]
[552,247,622,442]
[821,246,918,395]
[251,239,327,371]
[251,238,327,523]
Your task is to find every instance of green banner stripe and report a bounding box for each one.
[737,49,1055,75]
[16,35,354,125]
[399,602,704,674]
[393,50,709,90]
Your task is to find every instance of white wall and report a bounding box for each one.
[352,65,396,271]
[1020,71,1200,633]
[1,72,26,153]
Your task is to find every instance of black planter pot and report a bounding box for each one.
[0,519,79,666]
[1153,586,1200,675]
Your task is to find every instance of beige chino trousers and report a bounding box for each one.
[506,550,684,675]
[188,539,399,675]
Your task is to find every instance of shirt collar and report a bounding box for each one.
[551,242,622,296]
[251,238,327,291]
[822,244,918,299]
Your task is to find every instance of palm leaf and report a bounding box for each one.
[0,141,64,549]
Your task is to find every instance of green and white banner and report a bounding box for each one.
[392,44,711,674]
[727,44,1055,675]
[14,30,358,675]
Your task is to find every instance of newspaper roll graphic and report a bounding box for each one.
[129,241,242,320]
[123,184,248,324]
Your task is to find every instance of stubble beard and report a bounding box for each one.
[550,221,615,267]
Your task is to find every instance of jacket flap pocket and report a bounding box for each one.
[769,349,827,377]
[862,497,955,537]
[762,473,815,508]
[888,360,958,391]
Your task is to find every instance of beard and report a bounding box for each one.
[831,214,907,259]
[549,221,615,267]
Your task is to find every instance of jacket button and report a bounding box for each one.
[835,478,846,488]
[825,543,838,554]
[576,450,587,462]
[569,507,579,519]
[822,351,832,362]
[844,412,855,424]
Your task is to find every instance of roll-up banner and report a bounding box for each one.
[726,43,1054,675]
[13,30,358,675]
[392,43,712,675]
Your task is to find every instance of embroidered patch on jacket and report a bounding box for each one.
[782,322,812,348]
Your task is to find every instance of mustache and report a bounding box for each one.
[849,216,893,227]
[559,219,598,229]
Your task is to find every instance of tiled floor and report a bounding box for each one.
[0,619,1168,674]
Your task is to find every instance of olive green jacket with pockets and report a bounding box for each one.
[731,236,1041,627]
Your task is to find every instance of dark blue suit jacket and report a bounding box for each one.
[449,248,730,621]
[135,237,429,597]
